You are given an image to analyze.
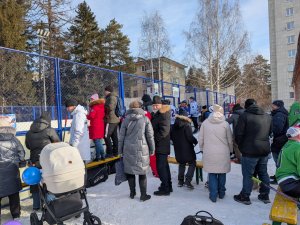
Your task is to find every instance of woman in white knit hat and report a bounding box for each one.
[199,104,233,202]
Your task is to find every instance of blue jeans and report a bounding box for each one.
[241,156,270,197]
[32,192,40,209]
[208,173,226,200]
[94,139,105,159]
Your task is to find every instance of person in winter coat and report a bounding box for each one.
[119,101,155,201]
[104,85,120,157]
[151,96,172,196]
[25,112,60,210]
[87,94,106,161]
[200,105,208,123]
[226,104,245,163]
[189,97,199,134]
[141,94,153,113]
[199,104,233,202]
[276,126,300,198]
[0,117,25,219]
[171,109,198,189]
[234,99,272,205]
[271,100,289,166]
[65,99,90,162]
[178,100,189,115]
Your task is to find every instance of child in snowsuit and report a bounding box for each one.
[171,109,198,189]
[276,126,300,198]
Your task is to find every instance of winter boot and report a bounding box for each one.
[140,194,151,202]
[178,180,184,187]
[233,193,251,205]
[184,180,194,189]
[258,194,271,204]
[153,189,170,196]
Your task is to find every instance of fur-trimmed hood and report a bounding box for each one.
[159,105,171,114]
[89,98,105,107]
[174,115,191,128]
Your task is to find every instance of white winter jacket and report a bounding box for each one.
[189,101,199,117]
[199,112,233,173]
[69,105,91,161]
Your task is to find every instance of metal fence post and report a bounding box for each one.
[178,83,180,103]
[161,81,164,97]
[54,58,63,140]
[215,92,218,104]
[118,71,125,109]
[206,90,209,106]
[223,94,226,112]
[193,88,197,102]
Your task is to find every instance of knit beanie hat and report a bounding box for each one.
[272,100,284,108]
[105,85,114,93]
[65,99,78,107]
[152,96,162,104]
[245,99,256,109]
[90,93,99,101]
[178,108,189,117]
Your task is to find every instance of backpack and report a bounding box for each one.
[115,96,125,117]
[86,165,108,188]
[181,211,224,225]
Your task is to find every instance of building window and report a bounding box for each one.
[290,92,295,98]
[288,64,294,72]
[141,65,146,72]
[286,8,294,16]
[287,21,295,30]
[125,91,130,98]
[288,78,293,87]
[288,49,296,57]
[288,35,296,44]
[133,91,138,98]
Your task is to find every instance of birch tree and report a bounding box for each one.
[185,0,249,92]
[139,10,171,81]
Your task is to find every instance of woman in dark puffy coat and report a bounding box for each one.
[119,101,155,202]
[171,109,198,189]
[0,117,25,219]
[25,112,60,210]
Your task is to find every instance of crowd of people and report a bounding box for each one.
[1,84,300,221]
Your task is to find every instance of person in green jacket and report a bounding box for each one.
[276,126,300,198]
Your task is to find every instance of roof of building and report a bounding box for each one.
[135,56,186,68]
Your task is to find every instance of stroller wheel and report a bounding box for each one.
[83,215,101,225]
[30,212,41,225]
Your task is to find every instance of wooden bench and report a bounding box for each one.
[268,189,298,225]
[167,156,203,185]
[86,156,120,169]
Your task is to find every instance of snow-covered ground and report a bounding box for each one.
[2,143,300,225]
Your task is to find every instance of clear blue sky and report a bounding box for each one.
[72,0,269,64]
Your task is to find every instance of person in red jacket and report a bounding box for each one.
[87,94,106,161]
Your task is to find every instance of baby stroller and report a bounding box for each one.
[30,142,101,225]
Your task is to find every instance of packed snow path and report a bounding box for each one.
[3,159,300,225]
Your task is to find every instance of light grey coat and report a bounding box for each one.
[118,108,155,175]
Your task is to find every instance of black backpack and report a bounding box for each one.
[115,96,125,117]
[181,211,224,225]
[86,165,108,188]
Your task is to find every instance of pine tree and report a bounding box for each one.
[68,1,104,65]
[236,55,271,109]
[0,0,37,107]
[103,19,134,72]
[186,65,207,88]
[222,55,241,89]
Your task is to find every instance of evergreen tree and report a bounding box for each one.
[0,0,37,107]
[186,65,207,88]
[222,55,241,89]
[236,55,271,109]
[68,1,104,65]
[103,19,134,72]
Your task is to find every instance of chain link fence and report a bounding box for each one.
[0,46,236,135]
